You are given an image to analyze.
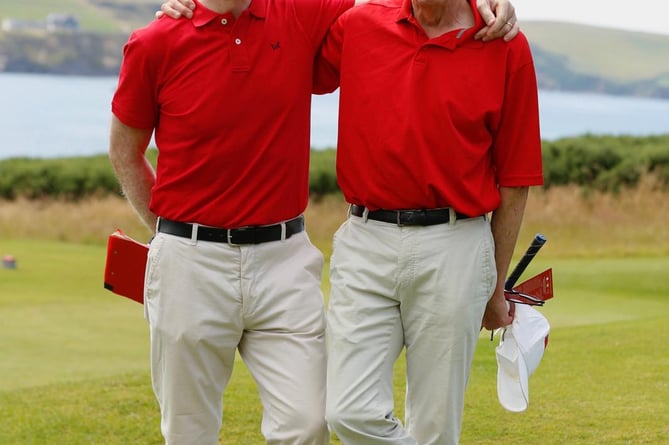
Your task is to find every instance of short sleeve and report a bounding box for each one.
[111,30,160,130]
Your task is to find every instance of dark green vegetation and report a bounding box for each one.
[1,135,668,200]
[541,134,669,191]
[1,0,668,97]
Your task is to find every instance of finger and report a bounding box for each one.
[176,0,196,15]
[478,17,518,42]
[475,1,515,41]
[160,1,194,19]
[486,14,508,38]
[508,300,516,318]
[502,9,519,42]
[499,3,516,26]
[503,21,520,42]
[476,0,496,27]
[159,3,181,19]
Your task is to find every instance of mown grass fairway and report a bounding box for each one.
[1,191,668,444]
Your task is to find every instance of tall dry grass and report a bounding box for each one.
[522,176,669,256]
[1,179,667,257]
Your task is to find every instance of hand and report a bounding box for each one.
[481,291,514,331]
[474,0,519,42]
[155,0,195,19]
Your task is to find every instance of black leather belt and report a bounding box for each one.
[350,205,475,226]
[157,216,304,245]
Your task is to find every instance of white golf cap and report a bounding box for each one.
[496,304,550,412]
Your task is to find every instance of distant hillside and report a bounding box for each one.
[0,2,668,99]
[0,0,159,33]
[521,21,669,98]
[0,0,158,75]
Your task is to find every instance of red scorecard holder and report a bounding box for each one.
[504,268,554,307]
[514,268,554,302]
[103,229,148,304]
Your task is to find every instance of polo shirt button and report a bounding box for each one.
[221,18,228,25]
[234,38,242,45]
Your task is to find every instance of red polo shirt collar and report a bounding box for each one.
[192,0,267,27]
[396,0,484,48]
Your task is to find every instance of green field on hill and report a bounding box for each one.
[521,21,669,82]
[0,0,158,32]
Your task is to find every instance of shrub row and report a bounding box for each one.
[0,135,668,201]
[542,134,669,191]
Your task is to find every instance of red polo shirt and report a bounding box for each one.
[112,0,352,227]
[315,0,544,216]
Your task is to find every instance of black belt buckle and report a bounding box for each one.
[397,210,426,226]
[350,205,473,226]
[226,225,269,245]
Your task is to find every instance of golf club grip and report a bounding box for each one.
[504,233,547,290]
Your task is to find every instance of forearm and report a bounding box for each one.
[490,186,529,297]
[109,116,157,232]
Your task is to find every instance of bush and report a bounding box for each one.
[0,155,121,200]
[541,134,669,191]
[1,136,668,201]
[309,148,338,197]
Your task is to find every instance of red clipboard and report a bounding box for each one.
[103,229,148,304]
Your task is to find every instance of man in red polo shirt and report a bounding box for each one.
[314,0,543,444]
[110,0,518,444]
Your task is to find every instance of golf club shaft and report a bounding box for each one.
[504,233,547,290]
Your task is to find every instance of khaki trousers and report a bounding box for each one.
[326,215,496,445]
[144,230,328,445]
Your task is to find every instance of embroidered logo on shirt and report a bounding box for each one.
[270,41,280,50]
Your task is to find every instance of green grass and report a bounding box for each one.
[0,239,148,391]
[463,318,669,444]
[1,236,668,444]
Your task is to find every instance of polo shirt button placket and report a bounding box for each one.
[229,21,249,72]
[220,18,228,25]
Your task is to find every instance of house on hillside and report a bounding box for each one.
[1,18,43,33]
[46,14,80,33]
[1,13,79,34]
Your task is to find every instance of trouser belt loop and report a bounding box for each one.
[280,221,287,241]
[448,208,456,225]
[190,223,199,245]
[362,207,369,223]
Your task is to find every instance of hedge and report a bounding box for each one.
[1,135,668,201]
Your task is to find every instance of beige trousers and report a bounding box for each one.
[144,230,328,445]
[326,215,496,445]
